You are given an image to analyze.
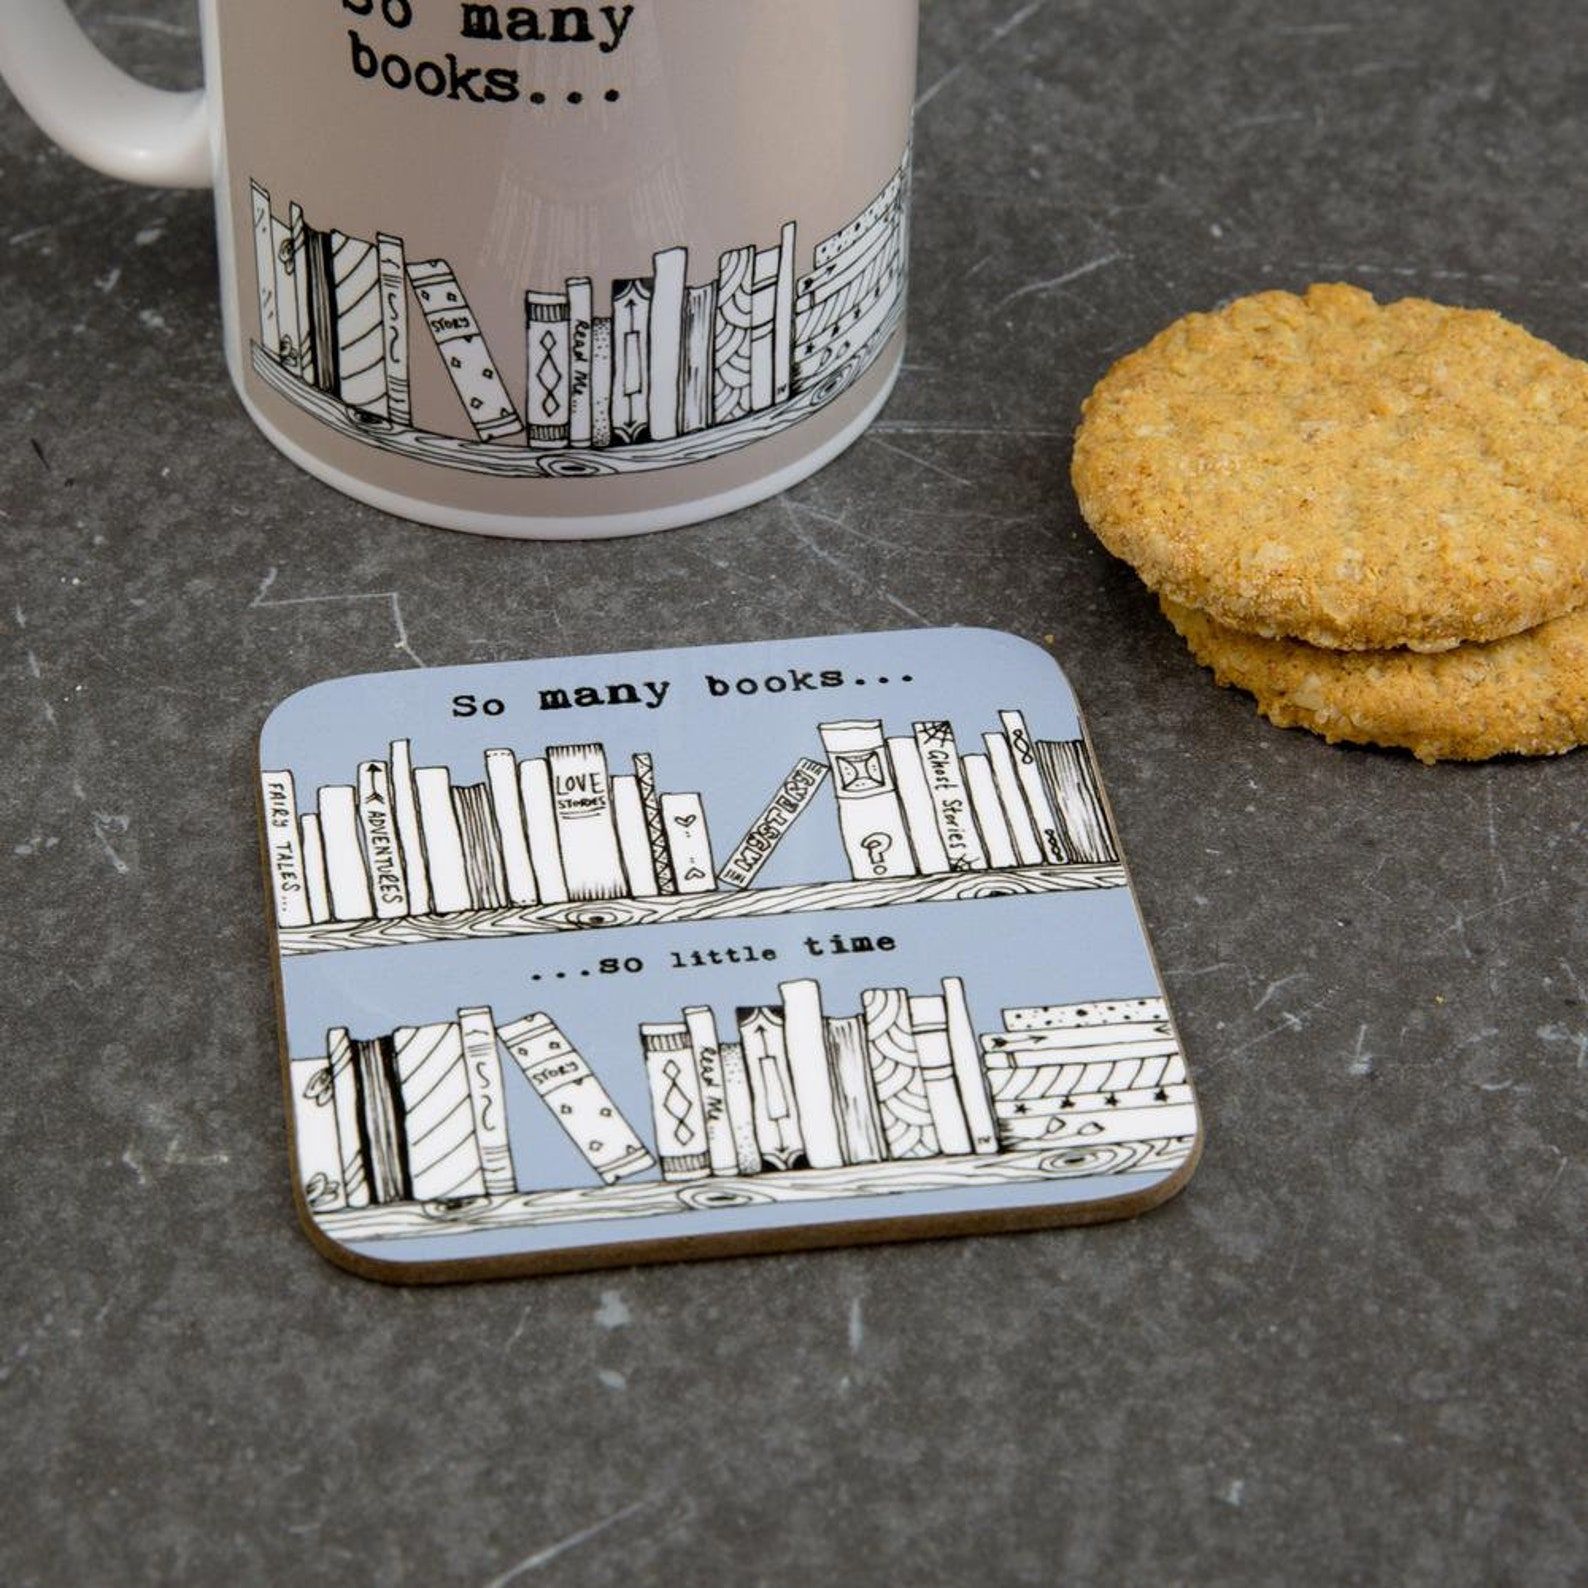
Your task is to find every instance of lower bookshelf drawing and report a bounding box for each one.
[289,983,1197,1246]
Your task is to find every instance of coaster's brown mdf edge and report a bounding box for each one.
[292,1127,1205,1287]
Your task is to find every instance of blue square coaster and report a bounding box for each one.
[259,628,1201,1279]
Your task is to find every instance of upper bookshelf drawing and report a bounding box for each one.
[246,145,910,479]
[260,706,1124,956]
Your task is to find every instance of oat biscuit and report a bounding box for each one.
[1073,284,1588,651]
[1163,597,1588,763]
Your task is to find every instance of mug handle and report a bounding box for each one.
[0,0,211,188]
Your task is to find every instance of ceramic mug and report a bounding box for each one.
[1,1,918,539]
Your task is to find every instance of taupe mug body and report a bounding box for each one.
[1,1,919,538]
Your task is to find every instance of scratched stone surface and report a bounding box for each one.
[3,1,1587,1583]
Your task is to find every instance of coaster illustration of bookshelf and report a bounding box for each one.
[260,628,1201,1277]
[246,145,909,478]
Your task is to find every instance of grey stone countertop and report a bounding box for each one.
[3,2,1585,1584]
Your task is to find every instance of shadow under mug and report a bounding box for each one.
[0,0,919,539]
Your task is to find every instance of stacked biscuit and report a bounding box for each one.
[1071,283,1588,763]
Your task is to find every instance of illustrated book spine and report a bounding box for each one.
[407,257,525,441]
[683,1003,737,1176]
[259,769,311,928]
[985,1050,1188,1107]
[610,277,653,444]
[824,1012,887,1165]
[499,1013,655,1185]
[660,792,715,894]
[819,720,916,880]
[961,752,1018,868]
[983,732,1044,865]
[717,757,830,889]
[484,748,539,907]
[779,979,845,1169]
[546,743,627,901]
[318,784,374,922]
[298,813,332,924]
[812,161,909,269]
[942,976,999,1155]
[680,280,717,434]
[646,246,687,442]
[524,289,572,449]
[983,1012,1176,1050]
[861,987,938,1160]
[908,994,974,1156]
[325,1028,370,1208]
[389,738,432,916]
[989,1048,1194,1151]
[391,1020,488,1202]
[356,760,409,919]
[714,243,755,424]
[566,277,594,448]
[750,243,780,412]
[519,757,571,904]
[287,203,315,383]
[289,1057,346,1212]
[329,229,389,415]
[772,220,797,404]
[717,1042,761,1175]
[886,736,950,875]
[589,315,614,449]
[1002,996,1168,1033]
[450,782,509,910]
[736,1006,805,1170]
[1035,739,1119,865]
[270,213,302,374]
[632,752,676,894]
[456,1005,518,1195]
[641,1021,708,1181]
[304,225,340,394]
[794,159,908,388]
[979,1028,1181,1066]
[611,773,659,897]
[412,766,472,914]
[249,182,280,363]
[684,1005,761,1176]
[912,721,987,872]
[994,1102,1195,1151]
[376,232,411,427]
[354,1034,410,1204]
[999,710,1069,864]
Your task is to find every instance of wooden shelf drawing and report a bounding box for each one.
[317,1138,1196,1243]
[276,863,1127,957]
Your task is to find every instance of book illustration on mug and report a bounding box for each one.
[259,707,1124,955]
[245,143,911,479]
[288,980,1196,1247]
